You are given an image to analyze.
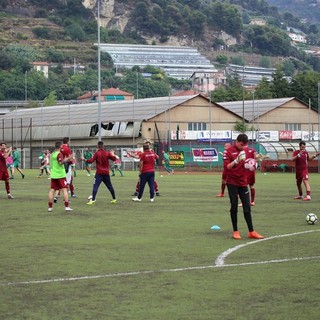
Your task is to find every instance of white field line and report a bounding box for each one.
[1,230,319,287]
[215,229,320,266]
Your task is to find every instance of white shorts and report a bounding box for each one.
[66,166,72,184]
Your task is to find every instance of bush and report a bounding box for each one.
[32,27,51,39]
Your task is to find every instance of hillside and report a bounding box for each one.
[0,1,320,79]
[0,0,312,68]
[266,0,320,24]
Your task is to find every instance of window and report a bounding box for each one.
[285,123,301,130]
[188,122,207,131]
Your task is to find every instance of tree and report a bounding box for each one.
[270,69,289,98]
[2,44,39,73]
[254,78,273,99]
[234,121,250,133]
[46,48,65,63]
[32,27,51,39]
[230,56,244,66]
[65,23,86,41]
[44,91,57,106]
[259,56,271,68]
[282,59,295,77]
[216,55,228,65]
[187,10,206,36]
[289,71,320,107]
[212,38,225,50]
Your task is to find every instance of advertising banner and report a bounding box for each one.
[257,131,279,141]
[168,151,185,168]
[192,148,218,162]
[197,130,232,142]
[232,131,255,140]
[301,131,320,141]
[171,130,198,140]
[121,148,143,162]
[279,130,292,140]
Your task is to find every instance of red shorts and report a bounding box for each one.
[296,169,308,181]
[221,170,228,181]
[247,171,255,185]
[0,170,9,181]
[50,178,68,190]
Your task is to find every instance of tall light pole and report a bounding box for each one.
[209,90,212,148]
[136,71,139,99]
[252,90,255,147]
[97,0,102,141]
[318,82,320,172]
[168,87,171,149]
[242,65,245,126]
[24,71,28,102]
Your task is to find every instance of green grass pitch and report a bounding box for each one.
[0,169,319,319]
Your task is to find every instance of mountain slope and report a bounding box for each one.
[0,0,318,71]
[266,0,320,24]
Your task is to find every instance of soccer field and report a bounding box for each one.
[0,170,319,319]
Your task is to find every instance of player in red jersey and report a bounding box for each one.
[61,137,76,197]
[48,141,73,212]
[216,142,231,197]
[82,141,117,205]
[128,141,161,196]
[292,141,319,201]
[0,142,14,199]
[132,143,159,202]
[224,134,263,240]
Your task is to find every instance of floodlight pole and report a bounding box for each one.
[209,91,212,148]
[24,71,28,102]
[242,65,245,126]
[318,82,320,173]
[252,91,255,148]
[132,98,135,148]
[136,71,139,99]
[97,0,102,141]
[308,98,311,141]
[168,88,171,149]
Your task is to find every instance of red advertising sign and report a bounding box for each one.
[279,131,292,140]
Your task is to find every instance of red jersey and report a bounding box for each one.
[0,151,9,181]
[140,150,159,173]
[246,147,257,185]
[246,147,257,160]
[0,151,7,172]
[86,148,117,175]
[224,144,251,186]
[61,143,72,165]
[60,143,71,158]
[293,150,309,172]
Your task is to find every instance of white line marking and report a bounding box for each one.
[215,229,320,266]
[1,230,319,287]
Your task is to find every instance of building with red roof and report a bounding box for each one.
[77,88,134,102]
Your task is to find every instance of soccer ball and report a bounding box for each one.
[244,158,257,172]
[306,213,318,225]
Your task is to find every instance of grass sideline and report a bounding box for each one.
[0,169,319,319]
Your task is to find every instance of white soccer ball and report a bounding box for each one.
[306,213,318,225]
[244,158,257,172]
[87,195,93,200]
